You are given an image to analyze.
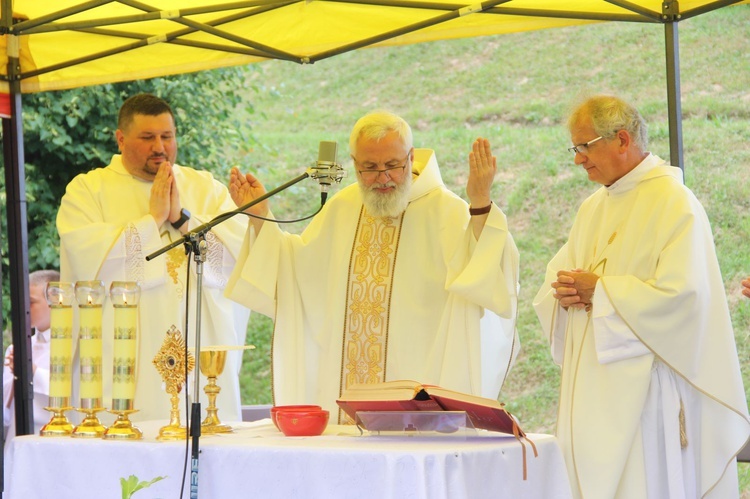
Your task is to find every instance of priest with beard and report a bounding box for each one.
[226,110,520,421]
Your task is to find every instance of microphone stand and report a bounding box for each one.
[145,169,314,498]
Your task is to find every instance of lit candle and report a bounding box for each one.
[45,282,75,407]
[75,281,105,408]
[110,282,140,411]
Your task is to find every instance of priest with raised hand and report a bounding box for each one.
[534,94,750,498]
[226,110,520,421]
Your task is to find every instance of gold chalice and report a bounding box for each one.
[198,345,255,434]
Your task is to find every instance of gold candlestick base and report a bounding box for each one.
[72,407,107,438]
[103,409,142,440]
[157,423,188,441]
[201,419,233,434]
[40,406,74,436]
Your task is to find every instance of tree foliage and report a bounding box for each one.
[0,65,259,324]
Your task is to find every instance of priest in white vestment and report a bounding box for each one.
[226,110,520,421]
[534,95,750,498]
[57,94,250,424]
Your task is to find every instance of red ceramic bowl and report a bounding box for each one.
[270,405,322,430]
[276,409,329,437]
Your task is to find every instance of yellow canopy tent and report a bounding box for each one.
[2,1,748,164]
[0,0,746,445]
[1,1,746,93]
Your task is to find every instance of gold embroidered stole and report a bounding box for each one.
[339,209,404,420]
[159,229,188,300]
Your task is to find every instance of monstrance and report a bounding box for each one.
[152,325,195,441]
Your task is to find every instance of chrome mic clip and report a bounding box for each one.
[307,164,346,192]
[308,141,347,193]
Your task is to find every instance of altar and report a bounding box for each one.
[4,419,572,498]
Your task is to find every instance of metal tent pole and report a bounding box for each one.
[663,1,685,176]
[1,2,35,492]
[2,1,34,437]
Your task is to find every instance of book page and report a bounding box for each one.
[338,380,424,401]
[424,386,504,409]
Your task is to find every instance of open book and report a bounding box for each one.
[336,380,524,436]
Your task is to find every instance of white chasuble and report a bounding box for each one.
[58,155,250,424]
[227,149,521,422]
[534,154,750,499]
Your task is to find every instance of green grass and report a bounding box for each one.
[234,5,750,493]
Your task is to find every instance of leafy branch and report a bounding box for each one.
[120,475,167,499]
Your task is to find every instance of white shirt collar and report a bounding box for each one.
[35,328,51,343]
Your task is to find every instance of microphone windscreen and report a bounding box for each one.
[318,141,338,165]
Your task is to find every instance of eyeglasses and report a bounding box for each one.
[567,136,603,155]
[354,153,410,180]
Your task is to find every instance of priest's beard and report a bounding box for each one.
[359,174,412,218]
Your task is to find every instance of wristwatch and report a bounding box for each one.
[171,208,191,229]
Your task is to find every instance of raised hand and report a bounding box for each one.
[467,137,496,209]
[230,167,269,219]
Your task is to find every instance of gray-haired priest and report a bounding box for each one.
[226,110,520,421]
[534,94,750,498]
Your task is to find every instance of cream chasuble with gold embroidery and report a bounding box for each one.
[58,155,250,424]
[534,155,750,499]
[227,149,520,422]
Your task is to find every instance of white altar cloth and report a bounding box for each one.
[4,419,572,498]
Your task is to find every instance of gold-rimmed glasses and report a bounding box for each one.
[354,152,410,181]
[568,136,603,155]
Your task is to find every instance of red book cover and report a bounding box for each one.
[336,380,522,436]
[429,393,519,434]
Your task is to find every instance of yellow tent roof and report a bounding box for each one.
[2,0,748,93]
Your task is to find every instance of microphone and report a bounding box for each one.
[307,141,346,193]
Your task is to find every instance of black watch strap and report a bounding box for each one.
[171,208,191,229]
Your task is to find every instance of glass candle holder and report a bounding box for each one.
[40,281,75,436]
[75,280,105,406]
[72,280,106,438]
[104,281,142,440]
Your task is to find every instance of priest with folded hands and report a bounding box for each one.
[226,110,520,421]
[534,94,750,498]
